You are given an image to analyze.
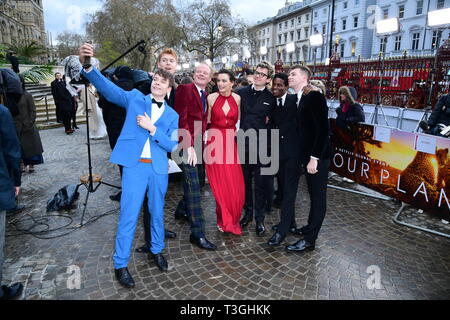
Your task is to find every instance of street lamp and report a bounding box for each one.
[372,18,400,125]
[309,34,323,76]
[221,57,228,68]
[425,8,450,109]
[232,54,239,62]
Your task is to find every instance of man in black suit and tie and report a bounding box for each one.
[267,73,304,246]
[51,72,74,134]
[284,65,331,253]
[238,61,276,236]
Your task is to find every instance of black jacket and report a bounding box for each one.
[335,102,365,130]
[269,94,299,160]
[428,94,450,127]
[51,79,72,110]
[0,104,21,211]
[297,91,332,164]
[238,85,276,131]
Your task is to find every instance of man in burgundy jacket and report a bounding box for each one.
[173,63,216,250]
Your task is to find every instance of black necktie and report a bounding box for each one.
[152,98,163,108]
[200,90,206,113]
[278,98,283,108]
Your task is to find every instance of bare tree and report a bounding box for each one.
[85,0,183,70]
[56,31,86,59]
[178,0,247,62]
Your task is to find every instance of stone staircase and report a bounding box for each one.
[26,83,86,130]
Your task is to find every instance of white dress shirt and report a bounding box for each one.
[140,101,165,158]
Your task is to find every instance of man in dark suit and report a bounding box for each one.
[0,104,24,299]
[285,65,331,253]
[267,73,303,246]
[173,62,217,250]
[238,61,276,236]
[7,52,19,74]
[51,73,74,134]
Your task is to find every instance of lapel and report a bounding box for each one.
[191,83,203,114]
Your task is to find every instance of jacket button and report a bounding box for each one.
[155,140,159,143]
[281,136,284,139]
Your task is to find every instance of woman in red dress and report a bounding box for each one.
[205,69,245,235]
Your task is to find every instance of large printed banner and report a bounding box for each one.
[330,119,450,220]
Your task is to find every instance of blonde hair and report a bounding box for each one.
[309,80,326,95]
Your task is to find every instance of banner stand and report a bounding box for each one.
[393,202,450,239]
[327,183,392,201]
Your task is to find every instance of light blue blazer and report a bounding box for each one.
[81,67,179,175]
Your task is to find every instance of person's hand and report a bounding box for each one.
[306,158,318,174]
[136,112,155,133]
[79,43,94,65]
[303,84,320,95]
[187,146,198,167]
[15,187,20,197]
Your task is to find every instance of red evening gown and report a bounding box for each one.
[205,94,245,235]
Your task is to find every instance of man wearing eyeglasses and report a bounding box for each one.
[237,61,276,236]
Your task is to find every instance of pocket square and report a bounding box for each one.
[263,102,270,106]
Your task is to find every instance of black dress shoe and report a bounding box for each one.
[255,221,266,236]
[272,224,303,236]
[0,283,23,300]
[165,229,177,239]
[109,191,122,202]
[285,239,315,253]
[240,214,252,228]
[114,267,135,288]
[175,212,189,222]
[150,253,168,271]
[189,235,217,250]
[267,232,285,246]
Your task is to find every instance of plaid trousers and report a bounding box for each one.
[176,163,205,238]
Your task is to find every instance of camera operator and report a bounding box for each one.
[420,94,450,137]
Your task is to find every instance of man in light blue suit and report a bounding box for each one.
[79,43,179,288]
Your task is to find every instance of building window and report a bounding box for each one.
[315,11,318,18]
[355,0,360,6]
[305,27,309,37]
[380,37,387,53]
[285,21,288,28]
[263,29,265,36]
[412,32,420,50]
[342,19,347,31]
[343,2,348,9]
[284,33,288,42]
[278,35,282,44]
[314,27,318,34]
[351,42,356,56]
[383,8,389,19]
[416,0,423,14]
[340,43,345,57]
[322,24,326,34]
[279,23,282,30]
[306,14,309,22]
[323,8,327,16]
[332,21,336,33]
[432,30,443,49]
[398,5,404,19]
[297,30,301,40]
[291,19,294,27]
[290,31,294,41]
[354,16,359,28]
[298,16,301,24]
[437,0,445,9]
[395,35,402,51]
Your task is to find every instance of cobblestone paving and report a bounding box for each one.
[3,126,450,300]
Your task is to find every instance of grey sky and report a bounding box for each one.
[43,0,288,44]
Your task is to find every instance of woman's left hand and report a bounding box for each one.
[306,158,318,174]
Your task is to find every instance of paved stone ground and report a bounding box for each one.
[3,125,450,300]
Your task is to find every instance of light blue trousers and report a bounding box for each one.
[113,162,168,269]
